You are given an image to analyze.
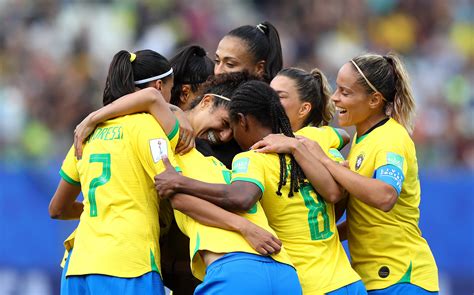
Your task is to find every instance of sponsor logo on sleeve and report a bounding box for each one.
[232,157,250,174]
[149,138,168,163]
[386,152,404,170]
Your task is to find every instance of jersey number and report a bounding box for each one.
[88,153,111,217]
[300,183,333,240]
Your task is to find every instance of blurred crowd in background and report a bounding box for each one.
[0,0,472,169]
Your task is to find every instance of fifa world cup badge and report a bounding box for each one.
[355,154,364,170]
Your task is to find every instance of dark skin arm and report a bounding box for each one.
[155,157,262,213]
[49,179,83,220]
[250,134,343,203]
[169,193,281,255]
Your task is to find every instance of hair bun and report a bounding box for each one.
[256,23,268,34]
[190,45,207,57]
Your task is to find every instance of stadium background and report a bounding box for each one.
[0,0,472,294]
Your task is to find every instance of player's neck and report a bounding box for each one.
[356,113,388,136]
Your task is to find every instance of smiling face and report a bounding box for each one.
[214,36,263,77]
[331,63,374,129]
[190,95,232,145]
[270,75,310,131]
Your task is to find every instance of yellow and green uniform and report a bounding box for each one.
[59,113,179,278]
[347,118,438,291]
[230,136,361,294]
[173,148,294,281]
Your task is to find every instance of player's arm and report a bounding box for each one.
[49,179,83,220]
[303,140,398,212]
[155,157,261,212]
[251,134,343,203]
[170,193,281,255]
[74,87,193,158]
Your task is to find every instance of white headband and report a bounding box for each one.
[256,23,267,34]
[134,68,173,85]
[350,60,379,93]
[206,93,231,101]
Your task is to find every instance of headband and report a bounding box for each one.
[206,93,231,102]
[134,68,174,85]
[350,59,379,93]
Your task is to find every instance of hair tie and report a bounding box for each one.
[256,23,267,34]
[129,52,136,62]
[206,93,231,102]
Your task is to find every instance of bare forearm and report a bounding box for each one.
[322,158,397,212]
[174,177,246,211]
[292,143,342,203]
[51,202,84,220]
[171,194,247,232]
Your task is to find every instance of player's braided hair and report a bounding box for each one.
[229,80,306,197]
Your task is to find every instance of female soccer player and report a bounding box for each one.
[49,51,279,295]
[154,81,367,294]
[255,53,440,294]
[170,45,214,111]
[214,22,282,82]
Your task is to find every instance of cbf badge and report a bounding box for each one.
[150,138,168,163]
[355,153,364,170]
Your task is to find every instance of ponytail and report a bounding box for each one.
[278,67,334,128]
[103,49,172,106]
[351,52,416,133]
[103,50,135,106]
[170,45,214,106]
[384,53,416,134]
[310,68,334,126]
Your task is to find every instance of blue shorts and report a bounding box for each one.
[327,280,367,295]
[61,249,164,295]
[368,283,438,295]
[194,252,301,295]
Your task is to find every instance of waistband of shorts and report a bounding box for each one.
[207,252,275,270]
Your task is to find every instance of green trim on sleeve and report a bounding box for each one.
[167,119,179,141]
[59,169,80,186]
[231,177,264,193]
[331,127,344,150]
[396,261,412,283]
[175,166,182,173]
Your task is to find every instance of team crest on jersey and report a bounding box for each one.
[149,138,168,163]
[355,153,364,170]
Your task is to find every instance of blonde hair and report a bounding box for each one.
[351,52,416,134]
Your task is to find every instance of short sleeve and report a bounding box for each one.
[133,116,179,177]
[373,144,408,195]
[59,145,80,186]
[230,152,266,193]
[319,126,344,150]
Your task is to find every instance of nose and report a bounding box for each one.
[219,128,233,143]
[331,91,339,103]
[214,63,225,75]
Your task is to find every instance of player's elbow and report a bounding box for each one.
[376,185,398,212]
[224,194,254,212]
[324,189,343,204]
[48,204,63,219]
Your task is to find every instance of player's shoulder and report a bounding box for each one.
[379,119,414,146]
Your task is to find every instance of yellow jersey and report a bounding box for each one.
[173,148,294,281]
[59,113,179,278]
[230,138,360,294]
[347,118,438,291]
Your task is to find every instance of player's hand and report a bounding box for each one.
[239,220,282,255]
[251,134,299,154]
[74,112,98,160]
[174,109,195,155]
[154,157,181,199]
[296,135,327,160]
